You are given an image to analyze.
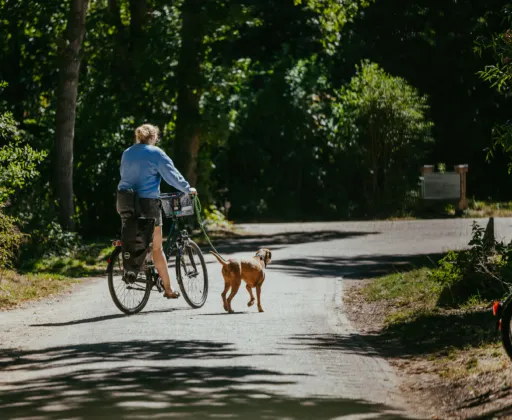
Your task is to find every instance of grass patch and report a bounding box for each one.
[358,267,503,378]
[389,199,512,220]
[0,270,77,309]
[434,343,510,381]
[363,268,441,307]
[462,199,512,218]
[21,241,114,278]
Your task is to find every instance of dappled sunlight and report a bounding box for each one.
[0,339,412,419]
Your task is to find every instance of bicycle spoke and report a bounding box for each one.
[109,250,149,313]
[177,242,207,308]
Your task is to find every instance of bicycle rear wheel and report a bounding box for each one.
[176,240,208,308]
[501,300,512,360]
[107,246,152,314]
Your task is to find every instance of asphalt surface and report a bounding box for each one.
[2,218,512,420]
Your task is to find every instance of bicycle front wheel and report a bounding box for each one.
[107,246,152,315]
[176,240,208,308]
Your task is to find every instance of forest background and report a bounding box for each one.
[1,0,511,262]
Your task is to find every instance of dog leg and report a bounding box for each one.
[256,284,264,312]
[227,279,241,313]
[221,283,230,312]
[246,284,255,307]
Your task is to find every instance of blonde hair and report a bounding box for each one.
[135,124,160,145]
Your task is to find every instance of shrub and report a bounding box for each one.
[0,82,46,268]
[431,222,512,306]
[0,209,23,269]
[25,221,81,258]
[203,204,233,230]
[334,61,434,215]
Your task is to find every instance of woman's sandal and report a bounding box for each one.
[163,290,180,299]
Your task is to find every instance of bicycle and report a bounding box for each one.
[493,296,512,360]
[107,193,208,314]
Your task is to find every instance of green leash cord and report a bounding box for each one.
[193,195,220,255]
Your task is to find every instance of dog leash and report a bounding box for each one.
[193,195,221,255]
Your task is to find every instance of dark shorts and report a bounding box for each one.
[139,198,162,226]
[116,191,163,226]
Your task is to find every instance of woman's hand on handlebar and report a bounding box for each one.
[189,187,198,196]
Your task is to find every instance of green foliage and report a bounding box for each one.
[22,242,113,278]
[203,204,232,230]
[333,61,433,214]
[428,251,462,288]
[0,84,46,203]
[430,222,512,306]
[0,132,47,203]
[352,0,509,201]
[363,268,441,307]
[0,210,22,270]
[476,16,512,93]
[26,221,81,259]
[475,5,512,167]
[1,0,510,239]
[0,270,74,309]
[294,0,369,55]
[0,81,45,269]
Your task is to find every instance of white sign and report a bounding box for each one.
[422,173,460,200]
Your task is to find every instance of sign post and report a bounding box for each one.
[420,164,469,213]
[454,164,469,211]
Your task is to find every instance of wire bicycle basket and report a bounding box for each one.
[160,192,194,218]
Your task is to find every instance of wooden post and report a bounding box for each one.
[454,164,469,211]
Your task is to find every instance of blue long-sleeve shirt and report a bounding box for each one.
[118,144,192,198]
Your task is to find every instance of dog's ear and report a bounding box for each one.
[267,249,272,261]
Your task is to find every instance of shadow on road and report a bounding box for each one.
[29,308,188,327]
[273,253,444,279]
[285,333,379,356]
[0,340,252,372]
[211,230,378,254]
[287,306,495,359]
[0,339,413,419]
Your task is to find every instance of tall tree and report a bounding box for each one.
[174,0,205,187]
[54,0,89,230]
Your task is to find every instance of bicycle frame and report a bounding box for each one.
[163,216,189,260]
[108,206,207,312]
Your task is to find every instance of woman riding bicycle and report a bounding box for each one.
[117,124,197,299]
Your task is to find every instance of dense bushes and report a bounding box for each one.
[430,221,512,306]
[0,82,46,268]
[222,60,434,220]
[334,61,433,215]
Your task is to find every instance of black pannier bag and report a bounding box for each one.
[116,190,155,279]
[121,216,154,278]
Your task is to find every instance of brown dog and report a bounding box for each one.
[210,249,272,313]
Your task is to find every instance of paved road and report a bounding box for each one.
[2,218,512,420]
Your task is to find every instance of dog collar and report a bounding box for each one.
[256,253,266,268]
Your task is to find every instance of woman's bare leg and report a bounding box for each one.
[153,226,176,294]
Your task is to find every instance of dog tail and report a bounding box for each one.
[210,251,229,266]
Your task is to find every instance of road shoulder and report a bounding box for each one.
[343,278,512,419]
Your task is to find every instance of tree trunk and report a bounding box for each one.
[5,3,24,124]
[54,0,89,230]
[174,0,205,186]
[129,0,149,48]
